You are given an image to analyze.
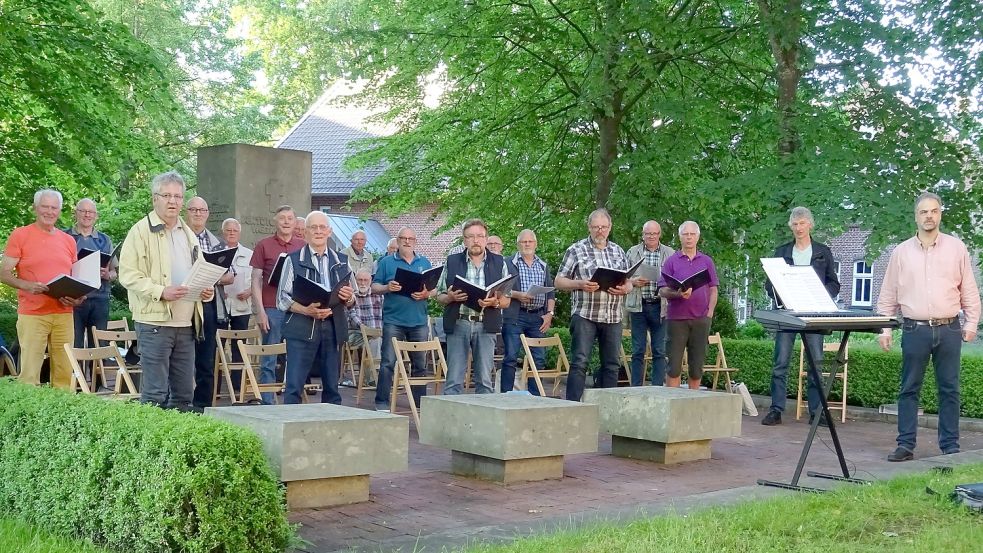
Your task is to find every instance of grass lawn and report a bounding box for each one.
[461,463,983,552]
[0,517,108,553]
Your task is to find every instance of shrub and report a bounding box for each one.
[710,299,738,338]
[0,379,292,553]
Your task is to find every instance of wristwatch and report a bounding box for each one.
[546,310,555,316]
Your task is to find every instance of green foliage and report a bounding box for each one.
[709,300,738,338]
[1,517,109,553]
[0,379,292,553]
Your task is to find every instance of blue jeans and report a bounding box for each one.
[135,323,195,408]
[193,299,219,407]
[898,319,962,453]
[566,314,622,401]
[770,331,823,414]
[444,319,496,395]
[284,321,340,405]
[375,323,430,408]
[73,296,109,348]
[260,307,285,404]
[501,311,547,394]
[630,302,667,386]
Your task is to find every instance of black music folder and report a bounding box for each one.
[268,253,288,286]
[78,248,113,268]
[291,275,346,308]
[393,266,444,297]
[663,268,711,291]
[452,274,517,312]
[201,246,238,269]
[44,275,98,299]
[590,258,644,292]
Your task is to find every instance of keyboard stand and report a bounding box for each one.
[757,330,869,493]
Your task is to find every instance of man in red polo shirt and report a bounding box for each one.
[249,205,305,403]
[1,189,83,388]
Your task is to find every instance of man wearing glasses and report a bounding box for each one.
[371,227,436,411]
[118,172,213,410]
[555,208,632,401]
[438,219,512,395]
[65,198,116,350]
[625,221,674,386]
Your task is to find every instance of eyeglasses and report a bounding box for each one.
[398,236,416,242]
[76,210,97,215]
[464,234,487,240]
[187,208,209,214]
[642,232,660,236]
[154,193,183,202]
[590,225,610,231]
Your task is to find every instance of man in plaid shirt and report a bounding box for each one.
[554,208,632,401]
[348,268,383,385]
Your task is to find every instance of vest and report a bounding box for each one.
[442,250,506,335]
[281,247,350,345]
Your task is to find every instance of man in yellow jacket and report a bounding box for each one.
[118,171,211,411]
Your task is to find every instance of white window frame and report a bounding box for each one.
[852,261,873,307]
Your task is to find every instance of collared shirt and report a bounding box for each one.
[373,251,433,327]
[438,251,510,317]
[276,246,336,312]
[877,233,981,332]
[65,226,113,299]
[195,228,223,253]
[659,250,719,320]
[224,245,254,316]
[4,224,77,316]
[353,291,383,330]
[511,253,548,310]
[249,233,305,308]
[625,242,675,315]
[556,237,629,324]
[341,245,374,275]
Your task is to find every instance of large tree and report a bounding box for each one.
[0,0,181,236]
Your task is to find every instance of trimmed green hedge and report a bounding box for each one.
[0,310,132,346]
[536,330,983,419]
[0,379,292,553]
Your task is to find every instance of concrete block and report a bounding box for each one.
[206,403,408,481]
[451,451,564,484]
[286,475,369,509]
[418,394,598,460]
[611,435,711,464]
[582,386,741,443]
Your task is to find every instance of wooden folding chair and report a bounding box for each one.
[702,333,738,392]
[63,344,138,397]
[0,346,16,377]
[390,338,446,429]
[91,328,140,392]
[213,327,261,405]
[105,319,130,332]
[797,341,849,423]
[355,325,382,406]
[519,335,569,396]
[340,341,360,386]
[618,328,634,385]
[238,341,287,403]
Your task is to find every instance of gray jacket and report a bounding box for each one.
[624,242,674,315]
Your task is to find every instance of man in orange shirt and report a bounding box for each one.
[878,192,981,461]
[1,189,84,388]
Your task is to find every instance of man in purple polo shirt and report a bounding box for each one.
[658,221,719,390]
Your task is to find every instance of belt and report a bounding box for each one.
[459,313,484,322]
[520,307,544,313]
[642,298,661,305]
[904,317,956,327]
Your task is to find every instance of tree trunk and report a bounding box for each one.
[758,0,803,158]
[596,110,622,209]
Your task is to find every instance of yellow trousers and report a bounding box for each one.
[16,312,74,389]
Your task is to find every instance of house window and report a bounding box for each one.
[852,261,872,307]
[833,261,841,282]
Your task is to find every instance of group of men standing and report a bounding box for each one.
[3,173,979,463]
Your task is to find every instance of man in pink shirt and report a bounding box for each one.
[1,189,83,388]
[877,192,981,461]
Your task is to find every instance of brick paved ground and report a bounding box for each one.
[289,385,983,553]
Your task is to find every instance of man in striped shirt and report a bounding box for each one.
[502,229,556,393]
[555,209,632,401]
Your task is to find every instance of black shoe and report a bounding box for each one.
[761,410,782,426]
[887,447,914,462]
[943,448,960,455]
[809,413,829,427]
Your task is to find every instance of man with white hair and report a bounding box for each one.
[625,220,674,386]
[761,207,840,426]
[658,221,719,390]
[293,216,306,240]
[222,218,254,365]
[119,172,212,410]
[555,208,632,401]
[1,189,82,388]
[342,229,374,274]
[65,198,116,350]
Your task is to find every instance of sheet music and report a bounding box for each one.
[635,263,660,282]
[180,259,228,301]
[760,258,838,312]
[72,250,101,288]
[526,285,555,296]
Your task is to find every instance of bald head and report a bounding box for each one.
[642,220,662,249]
[186,196,209,233]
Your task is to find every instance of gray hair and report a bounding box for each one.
[915,192,943,213]
[352,229,367,239]
[151,171,185,195]
[221,218,241,231]
[788,206,814,226]
[274,205,294,215]
[75,198,96,211]
[678,221,700,235]
[303,212,325,226]
[587,208,611,226]
[34,189,63,209]
[516,229,537,243]
[355,268,372,278]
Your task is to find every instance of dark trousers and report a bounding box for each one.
[898,319,962,453]
[566,314,622,401]
[135,323,195,409]
[630,302,668,386]
[73,297,110,348]
[667,317,712,380]
[285,322,341,405]
[501,310,547,394]
[769,331,823,414]
[193,300,218,408]
[375,323,429,408]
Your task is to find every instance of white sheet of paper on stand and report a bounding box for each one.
[760,257,838,312]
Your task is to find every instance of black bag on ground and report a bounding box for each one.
[953,483,983,512]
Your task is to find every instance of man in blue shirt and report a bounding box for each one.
[65,199,115,350]
[372,227,436,411]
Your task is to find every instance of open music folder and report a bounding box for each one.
[760,258,839,312]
